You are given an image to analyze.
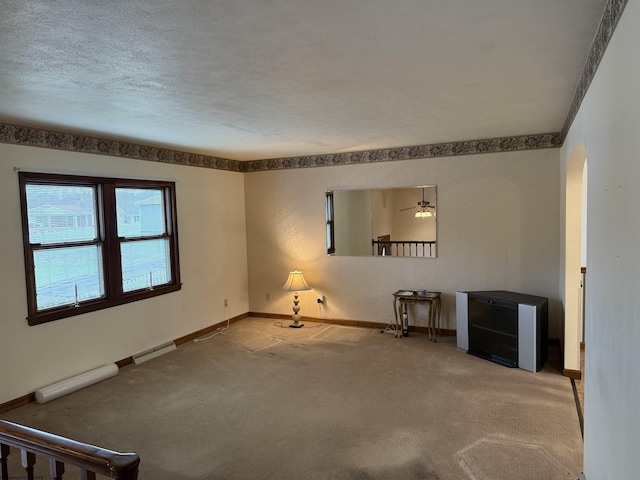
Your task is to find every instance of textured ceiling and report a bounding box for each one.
[0,1,607,161]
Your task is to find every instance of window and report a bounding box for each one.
[19,172,181,325]
[325,191,335,255]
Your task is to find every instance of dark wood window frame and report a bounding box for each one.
[326,191,335,255]
[19,172,182,326]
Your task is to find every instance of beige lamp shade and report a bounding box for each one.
[282,270,311,292]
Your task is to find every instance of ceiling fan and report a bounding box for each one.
[400,187,435,218]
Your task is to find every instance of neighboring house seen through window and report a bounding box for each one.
[19,172,181,325]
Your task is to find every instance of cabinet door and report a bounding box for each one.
[490,329,518,366]
[468,297,518,367]
[468,298,492,358]
[489,302,518,366]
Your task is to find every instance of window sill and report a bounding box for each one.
[26,283,182,326]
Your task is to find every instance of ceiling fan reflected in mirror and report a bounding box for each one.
[400,187,435,218]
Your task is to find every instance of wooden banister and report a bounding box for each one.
[0,419,139,480]
[371,239,436,257]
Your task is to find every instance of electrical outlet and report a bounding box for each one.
[317,296,324,304]
[224,298,228,307]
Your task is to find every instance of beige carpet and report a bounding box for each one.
[309,324,374,343]
[2,317,583,480]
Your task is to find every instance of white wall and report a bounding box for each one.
[561,0,640,477]
[333,189,371,255]
[371,188,394,242]
[0,143,249,404]
[582,161,588,267]
[391,187,436,245]
[245,149,560,333]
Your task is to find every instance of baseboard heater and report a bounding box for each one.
[35,363,119,404]
[132,341,176,365]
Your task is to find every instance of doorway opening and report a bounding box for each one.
[564,145,587,425]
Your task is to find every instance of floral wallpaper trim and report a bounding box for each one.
[0,124,244,172]
[242,134,562,172]
[0,123,561,173]
[561,0,628,140]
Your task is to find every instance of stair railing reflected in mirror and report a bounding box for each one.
[325,185,436,257]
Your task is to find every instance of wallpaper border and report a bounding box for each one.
[242,134,562,172]
[0,124,244,172]
[561,0,628,140]
[0,123,560,172]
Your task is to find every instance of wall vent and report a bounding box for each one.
[132,341,176,364]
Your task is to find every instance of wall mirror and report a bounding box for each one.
[326,185,436,257]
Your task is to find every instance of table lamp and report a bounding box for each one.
[282,270,311,328]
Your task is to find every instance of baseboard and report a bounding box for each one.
[251,312,388,330]
[555,337,583,378]
[249,312,456,336]
[115,357,133,369]
[563,368,582,380]
[175,312,250,345]
[0,393,35,415]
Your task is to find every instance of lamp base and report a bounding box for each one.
[289,323,304,328]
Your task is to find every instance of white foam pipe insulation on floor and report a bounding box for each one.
[35,363,118,404]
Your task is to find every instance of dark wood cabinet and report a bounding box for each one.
[456,291,548,372]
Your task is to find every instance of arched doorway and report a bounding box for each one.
[564,145,587,378]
